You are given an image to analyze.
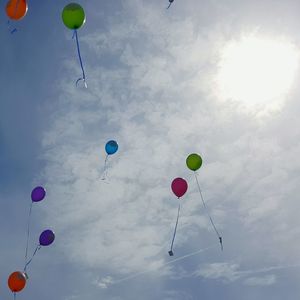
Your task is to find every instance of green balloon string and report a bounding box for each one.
[194,172,223,251]
[72,29,87,88]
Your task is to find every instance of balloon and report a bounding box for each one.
[62,3,85,30]
[8,271,26,293]
[39,229,55,246]
[6,0,27,20]
[105,140,118,155]
[24,230,55,271]
[31,186,46,202]
[169,177,187,255]
[186,153,202,171]
[171,178,188,198]
[62,3,87,87]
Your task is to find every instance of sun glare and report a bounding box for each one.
[216,35,299,110]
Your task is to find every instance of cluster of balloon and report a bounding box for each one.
[101,140,119,180]
[167,0,174,9]
[169,177,188,256]
[186,153,223,251]
[168,154,223,256]
[5,0,28,34]
[62,3,87,88]
[7,186,55,299]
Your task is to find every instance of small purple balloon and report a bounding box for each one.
[39,229,55,246]
[31,186,46,202]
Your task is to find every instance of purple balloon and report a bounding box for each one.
[31,186,46,202]
[39,229,55,246]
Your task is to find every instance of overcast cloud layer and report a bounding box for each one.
[2,0,300,299]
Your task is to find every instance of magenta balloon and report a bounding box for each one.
[171,178,188,198]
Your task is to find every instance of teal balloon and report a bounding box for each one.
[105,140,118,155]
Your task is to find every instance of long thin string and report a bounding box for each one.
[24,244,42,272]
[73,29,87,88]
[194,172,223,251]
[7,19,17,34]
[169,202,181,254]
[101,154,109,181]
[24,201,33,267]
[13,292,16,300]
[167,3,172,9]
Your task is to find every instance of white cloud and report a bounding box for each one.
[39,0,300,294]
[244,274,277,286]
[194,262,300,287]
[94,276,114,289]
[194,263,241,282]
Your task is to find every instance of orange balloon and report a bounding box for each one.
[7,271,26,293]
[5,0,28,20]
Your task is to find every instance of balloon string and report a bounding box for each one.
[14,292,16,300]
[7,20,17,34]
[167,3,172,9]
[73,29,87,88]
[194,172,223,251]
[169,202,181,255]
[24,244,42,273]
[7,0,20,34]
[24,201,33,267]
[101,154,109,181]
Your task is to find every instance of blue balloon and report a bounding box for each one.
[105,140,118,155]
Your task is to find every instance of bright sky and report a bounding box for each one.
[1,0,300,299]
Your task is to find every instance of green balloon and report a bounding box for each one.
[186,153,202,171]
[62,3,85,30]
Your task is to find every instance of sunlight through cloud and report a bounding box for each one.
[216,34,299,111]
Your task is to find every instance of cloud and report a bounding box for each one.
[41,1,229,277]
[193,262,300,287]
[194,263,241,282]
[94,276,114,289]
[244,274,277,286]
[39,0,300,294]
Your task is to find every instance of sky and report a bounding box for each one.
[1,0,300,299]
